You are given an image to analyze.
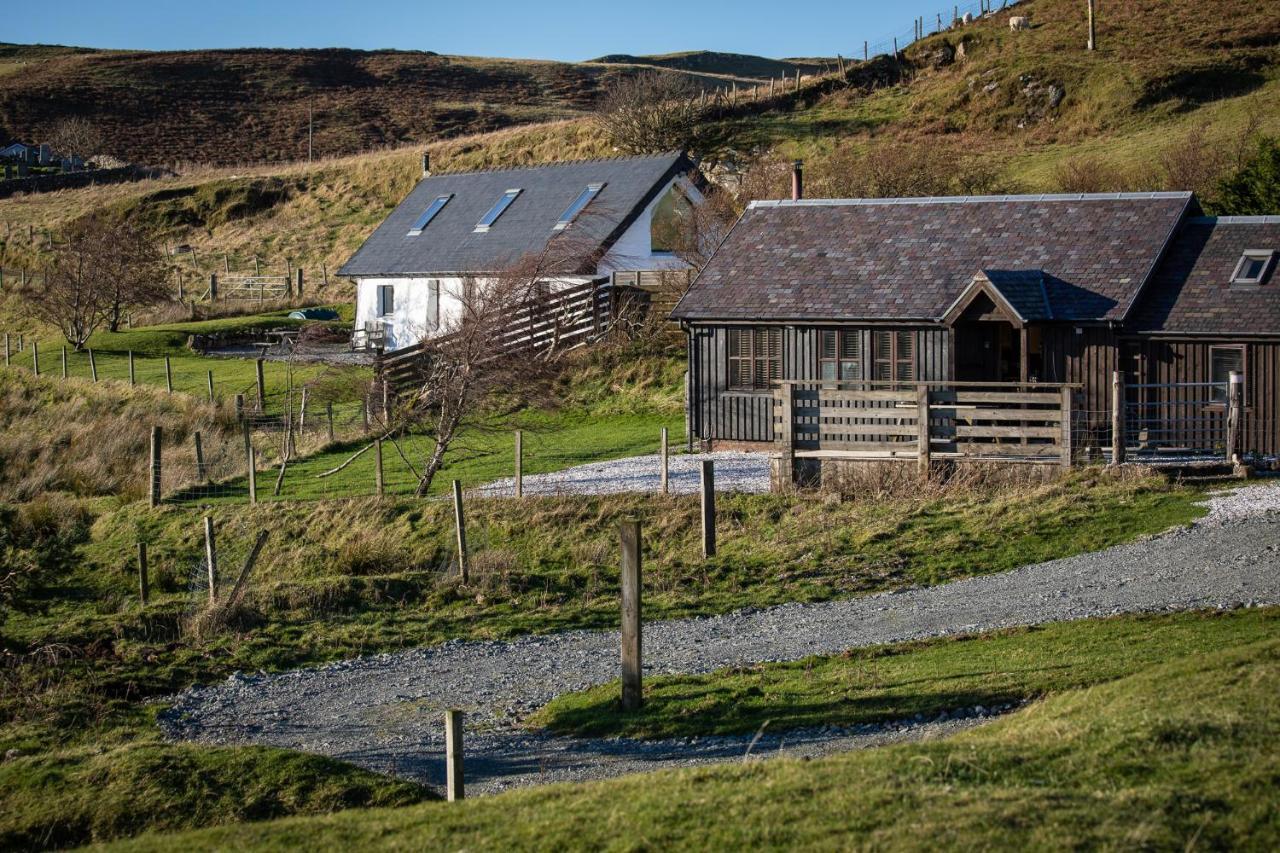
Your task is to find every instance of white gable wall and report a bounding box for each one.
[598,174,704,275]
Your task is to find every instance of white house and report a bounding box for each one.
[339,151,705,351]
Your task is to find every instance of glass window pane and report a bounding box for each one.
[477,189,521,229]
[556,184,604,228]
[840,360,861,381]
[408,195,451,234]
[821,362,836,381]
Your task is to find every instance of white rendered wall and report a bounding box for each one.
[598,175,705,275]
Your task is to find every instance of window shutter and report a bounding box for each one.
[896,332,915,382]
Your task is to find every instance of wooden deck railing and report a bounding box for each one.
[773,380,1078,471]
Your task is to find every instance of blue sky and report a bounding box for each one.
[7,0,966,61]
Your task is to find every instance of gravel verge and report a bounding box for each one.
[161,482,1280,795]
[468,450,771,498]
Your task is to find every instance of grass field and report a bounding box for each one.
[533,608,1280,739]
[100,610,1280,851]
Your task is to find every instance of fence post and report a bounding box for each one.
[61,345,68,379]
[1060,387,1074,469]
[374,438,385,497]
[207,370,215,404]
[255,359,266,411]
[164,356,173,393]
[514,429,523,498]
[149,426,162,507]
[452,480,468,582]
[296,268,304,298]
[779,384,794,486]
[194,431,207,482]
[128,351,135,385]
[247,446,258,505]
[916,385,931,478]
[209,272,218,301]
[3,332,8,366]
[235,393,245,422]
[137,542,149,606]
[326,402,334,441]
[659,427,669,495]
[203,516,218,603]
[444,709,465,802]
[1111,371,1126,466]
[31,341,38,376]
[620,519,643,711]
[1226,371,1243,463]
[700,459,716,558]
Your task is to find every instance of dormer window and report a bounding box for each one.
[475,189,521,232]
[1230,250,1275,286]
[555,183,605,230]
[407,194,452,236]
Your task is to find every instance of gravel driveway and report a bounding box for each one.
[161,482,1280,795]
[468,450,771,498]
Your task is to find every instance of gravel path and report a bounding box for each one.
[469,450,771,498]
[161,482,1280,794]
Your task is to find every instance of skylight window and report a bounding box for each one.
[407,194,452,236]
[554,183,605,230]
[1231,250,1276,286]
[474,189,521,232]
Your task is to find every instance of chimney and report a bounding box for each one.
[422,152,431,177]
[791,159,804,201]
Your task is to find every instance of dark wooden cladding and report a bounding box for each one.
[1124,337,1280,456]
[690,324,947,445]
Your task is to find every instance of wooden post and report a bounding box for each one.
[3,332,9,366]
[206,370,215,404]
[452,480,468,582]
[234,393,245,422]
[322,261,329,287]
[1226,371,1243,463]
[374,438,385,497]
[620,519,642,711]
[31,341,38,376]
[254,256,261,276]
[223,253,230,274]
[194,431,207,481]
[514,429,523,498]
[917,385,931,478]
[894,37,898,58]
[295,267,304,298]
[1111,371,1126,465]
[326,401,334,441]
[700,459,716,558]
[61,345,68,379]
[779,384,794,486]
[1087,0,1096,50]
[659,427,669,495]
[255,358,265,411]
[209,272,218,301]
[203,516,218,602]
[1060,387,1074,469]
[137,542,149,606]
[149,426,162,507]
[444,709,465,802]
[247,446,258,505]
[164,356,173,393]
[128,350,136,385]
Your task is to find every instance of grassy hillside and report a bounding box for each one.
[103,616,1280,851]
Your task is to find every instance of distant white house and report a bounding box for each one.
[339,151,705,352]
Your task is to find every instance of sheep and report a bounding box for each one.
[1009,16,1029,30]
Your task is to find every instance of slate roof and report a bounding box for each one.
[670,193,1194,323]
[339,152,693,277]
[1128,217,1280,335]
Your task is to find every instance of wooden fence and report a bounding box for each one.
[773,380,1076,475]
[374,278,633,396]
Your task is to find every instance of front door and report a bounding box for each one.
[955,321,1021,383]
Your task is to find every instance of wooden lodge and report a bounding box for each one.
[670,185,1279,484]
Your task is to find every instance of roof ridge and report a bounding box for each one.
[426,150,684,178]
[1188,215,1280,225]
[748,191,1194,209]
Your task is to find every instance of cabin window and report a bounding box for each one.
[555,184,605,230]
[407,194,452,236]
[475,189,521,232]
[1210,346,1244,403]
[1230,250,1275,286]
[377,284,395,317]
[819,330,863,381]
[872,330,915,384]
[727,327,782,391]
[651,183,692,255]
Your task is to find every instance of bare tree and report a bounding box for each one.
[594,72,733,161]
[45,117,105,162]
[21,217,167,347]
